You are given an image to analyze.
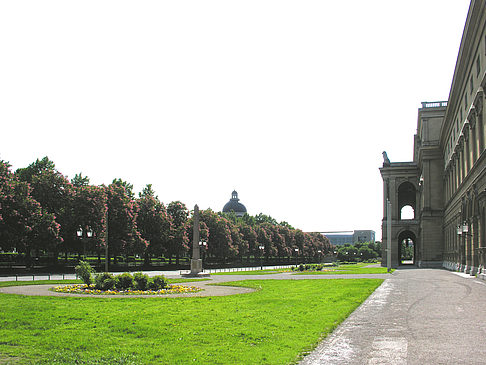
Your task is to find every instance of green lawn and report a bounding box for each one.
[0,278,208,289]
[0,278,383,364]
[293,267,393,275]
[212,269,283,275]
[291,263,393,275]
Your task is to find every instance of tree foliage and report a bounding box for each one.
[1,156,335,266]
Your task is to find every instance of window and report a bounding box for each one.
[470,75,474,94]
[464,93,468,111]
[477,55,481,76]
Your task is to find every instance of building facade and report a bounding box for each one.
[380,0,486,279]
[321,230,375,246]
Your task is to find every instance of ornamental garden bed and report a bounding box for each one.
[52,283,201,295]
[70,261,201,295]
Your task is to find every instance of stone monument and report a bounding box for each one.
[182,204,210,277]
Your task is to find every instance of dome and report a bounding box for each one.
[222,190,247,217]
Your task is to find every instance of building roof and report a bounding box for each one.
[222,190,247,215]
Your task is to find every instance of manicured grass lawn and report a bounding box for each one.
[291,263,393,275]
[0,279,83,287]
[293,267,393,275]
[212,269,282,275]
[0,278,383,364]
[0,278,208,289]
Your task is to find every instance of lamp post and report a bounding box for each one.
[294,248,299,266]
[76,227,93,260]
[199,241,207,262]
[317,250,322,264]
[258,245,264,270]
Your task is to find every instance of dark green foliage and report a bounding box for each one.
[148,275,168,290]
[115,273,134,291]
[95,272,115,291]
[132,272,149,291]
[293,263,324,272]
[74,261,94,285]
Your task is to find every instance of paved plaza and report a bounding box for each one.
[300,268,486,365]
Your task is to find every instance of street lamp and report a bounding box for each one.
[76,227,93,260]
[294,248,299,266]
[258,245,264,270]
[199,241,208,262]
[317,250,322,264]
[457,222,472,237]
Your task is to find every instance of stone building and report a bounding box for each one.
[380,0,486,279]
[222,190,247,217]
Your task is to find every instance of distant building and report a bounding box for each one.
[321,230,375,246]
[222,190,247,217]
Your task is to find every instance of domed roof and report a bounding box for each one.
[222,190,247,216]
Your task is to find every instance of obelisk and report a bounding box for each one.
[190,204,202,275]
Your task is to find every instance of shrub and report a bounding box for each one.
[115,273,134,291]
[95,272,115,291]
[149,275,168,290]
[133,272,149,291]
[75,261,94,285]
[298,264,305,272]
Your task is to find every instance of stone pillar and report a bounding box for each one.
[464,123,471,175]
[470,110,478,164]
[190,204,202,275]
[472,216,479,275]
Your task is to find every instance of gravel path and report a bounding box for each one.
[0,272,391,298]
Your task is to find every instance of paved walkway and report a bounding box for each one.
[0,271,390,298]
[300,268,486,365]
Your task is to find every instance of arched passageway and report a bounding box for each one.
[398,182,416,220]
[398,230,416,265]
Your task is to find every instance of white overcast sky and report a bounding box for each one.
[0,1,471,240]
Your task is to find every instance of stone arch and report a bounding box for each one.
[398,182,416,220]
[397,230,417,265]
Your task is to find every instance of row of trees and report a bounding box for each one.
[0,157,333,268]
[335,242,381,262]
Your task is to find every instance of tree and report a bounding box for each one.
[238,223,257,261]
[15,157,74,259]
[0,160,61,266]
[166,201,190,265]
[70,184,107,262]
[137,185,172,264]
[71,173,90,187]
[358,246,377,261]
[106,180,147,263]
[200,209,236,262]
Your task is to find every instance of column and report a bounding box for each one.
[464,125,470,175]
[479,205,485,275]
[471,118,478,164]
[479,109,485,154]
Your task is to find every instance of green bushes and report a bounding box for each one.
[75,261,94,285]
[149,275,168,290]
[133,272,149,291]
[115,273,134,291]
[94,272,168,292]
[292,264,325,272]
[95,273,116,291]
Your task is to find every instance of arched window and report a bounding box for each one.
[398,182,416,221]
[400,205,415,220]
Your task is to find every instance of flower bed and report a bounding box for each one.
[53,283,201,295]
